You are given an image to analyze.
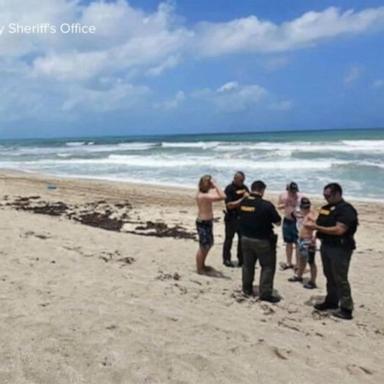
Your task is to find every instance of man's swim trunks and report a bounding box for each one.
[196,219,214,250]
[298,239,316,265]
[283,217,298,243]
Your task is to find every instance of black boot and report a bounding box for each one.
[332,308,353,320]
[260,295,281,304]
[223,260,235,267]
[313,301,338,311]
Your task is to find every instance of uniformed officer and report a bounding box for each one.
[222,171,250,267]
[239,180,282,302]
[307,183,358,320]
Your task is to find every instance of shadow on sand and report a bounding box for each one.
[199,266,231,279]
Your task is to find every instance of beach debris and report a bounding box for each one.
[117,256,136,265]
[12,197,69,216]
[2,196,195,240]
[156,271,181,281]
[74,212,124,231]
[130,221,196,240]
[99,254,112,263]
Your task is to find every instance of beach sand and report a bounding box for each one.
[0,170,383,384]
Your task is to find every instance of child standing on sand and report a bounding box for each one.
[195,175,226,274]
[288,197,318,289]
[278,182,302,270]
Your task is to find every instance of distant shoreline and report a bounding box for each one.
[1,168,383,204]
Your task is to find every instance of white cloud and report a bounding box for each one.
[217,81,240,93]
[30,1,191,81]
[154,90,185,110]
[1,1,384,125]
[0,0,189,121]
[194,82,267,112]
[194,7,384,56]
[146,55,180,77]
[61,81,151,113]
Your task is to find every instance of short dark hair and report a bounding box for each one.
[251,180,266,192]
[234,171,245,178]
[300,197,311,209]
[287,181,299,192]
[324,182,343,196]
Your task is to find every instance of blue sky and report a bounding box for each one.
[0,0,383,138]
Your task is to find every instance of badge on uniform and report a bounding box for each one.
[241,206,255,212]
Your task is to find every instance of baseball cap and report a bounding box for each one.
[300,197,311,209]
[287,181,299,192]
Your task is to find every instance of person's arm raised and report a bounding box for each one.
[205,179,226,202]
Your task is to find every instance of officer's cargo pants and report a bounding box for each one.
[241,236,276,297]
[223,218,242,264]
[320,243,354,311]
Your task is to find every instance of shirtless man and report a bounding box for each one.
[278,182,302,270]
[195,175,226,274]
[288,197,317,288]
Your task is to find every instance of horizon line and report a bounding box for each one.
[0,126,383,142]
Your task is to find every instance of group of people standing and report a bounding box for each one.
[195,172,358,320]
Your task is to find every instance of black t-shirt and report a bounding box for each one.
[239,194,281,239]
[224,182,250,220]
[316,199,358,249]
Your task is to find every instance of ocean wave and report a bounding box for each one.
[342,140,384,149]
[65,141,88,147]
[342,160,384,170]
[57,153,72,158]
[161,141,220,149]
[213,140,384,154]
[1,142,158,156]
[3,139,383,159]
[5,155,349,171]
[116,142,159,150]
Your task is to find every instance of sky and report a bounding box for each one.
[0,0,383,138]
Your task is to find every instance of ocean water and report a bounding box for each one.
[0,129,383,201]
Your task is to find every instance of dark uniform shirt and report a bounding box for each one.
[224,182,250,220]
[316,199,358,249]
[239,194,281,239]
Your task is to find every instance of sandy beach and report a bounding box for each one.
[0,170,383,384]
